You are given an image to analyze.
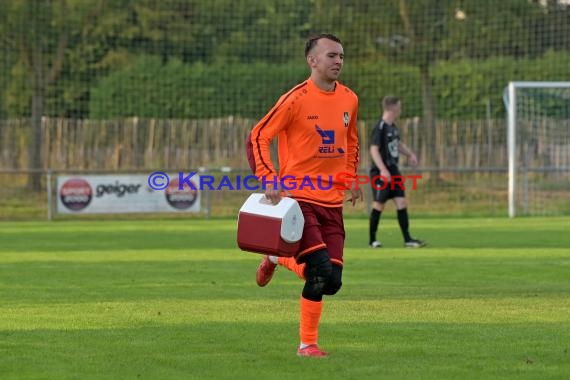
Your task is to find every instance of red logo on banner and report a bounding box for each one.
[165,178,198,209]
[60,178,93,211]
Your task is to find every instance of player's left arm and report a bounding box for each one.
[399,141,418,167]
[346,101,362,205]
[345,101,359,176]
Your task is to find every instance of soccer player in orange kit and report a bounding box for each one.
[246,33,362,358]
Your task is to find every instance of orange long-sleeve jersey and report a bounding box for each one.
[247,78,359,207]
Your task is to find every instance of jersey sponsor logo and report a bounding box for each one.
[315,125,335,144]
[343,112,349,127]
[388,140,399,158]
[315,125,344,157]
[307,115,319,120]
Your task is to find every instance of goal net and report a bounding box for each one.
[505,82,570,217]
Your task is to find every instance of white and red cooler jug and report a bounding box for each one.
[237,193,304,257]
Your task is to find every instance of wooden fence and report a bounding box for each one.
[0,116,565,171]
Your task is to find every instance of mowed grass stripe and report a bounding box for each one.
[0,217,569,379]
[1,296,568,331]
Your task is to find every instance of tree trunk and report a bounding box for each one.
[419,63,434,162]
[418,62,442,180]
[28,92,43,191]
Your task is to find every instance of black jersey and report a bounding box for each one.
[370,119,400,169]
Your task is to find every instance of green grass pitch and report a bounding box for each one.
[1,217,569,379]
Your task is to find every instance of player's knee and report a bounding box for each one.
[323,265,343,295]
[395,197,408,209]
[302,278,327,301]
[301,250,332,301]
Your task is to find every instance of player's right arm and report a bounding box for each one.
[399,141,418,166]
[246,93,294,203]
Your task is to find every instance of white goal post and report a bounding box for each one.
[505,81,570,217]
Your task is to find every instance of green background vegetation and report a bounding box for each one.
[89,51,570,120]
[1,0,569,120]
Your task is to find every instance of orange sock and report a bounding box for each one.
[277,256,306,280]
[299,296,323,345]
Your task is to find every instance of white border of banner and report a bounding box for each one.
[56,174,201,214]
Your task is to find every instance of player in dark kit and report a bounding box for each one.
[368,96,426,248]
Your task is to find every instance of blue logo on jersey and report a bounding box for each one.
[315,125,335,144]
[314,125,344,157]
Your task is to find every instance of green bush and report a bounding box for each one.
[89,52,570,120]
[90,57,309,119]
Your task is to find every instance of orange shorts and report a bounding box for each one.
[296,201,345,267]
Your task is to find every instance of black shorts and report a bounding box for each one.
[369,167,405,203]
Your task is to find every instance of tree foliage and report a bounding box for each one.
[0,0,568,120]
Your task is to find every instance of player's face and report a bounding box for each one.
[394,101,402,118]
[308,38,344,82]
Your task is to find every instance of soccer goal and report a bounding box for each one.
[504,81,570,217]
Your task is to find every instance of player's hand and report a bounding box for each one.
[409,153,418,167]
[346,188,363,206]
[264,183,292,205]
[264,187,281,204]
[381,171,391,184]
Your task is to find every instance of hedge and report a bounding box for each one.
[90,51,570,120]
